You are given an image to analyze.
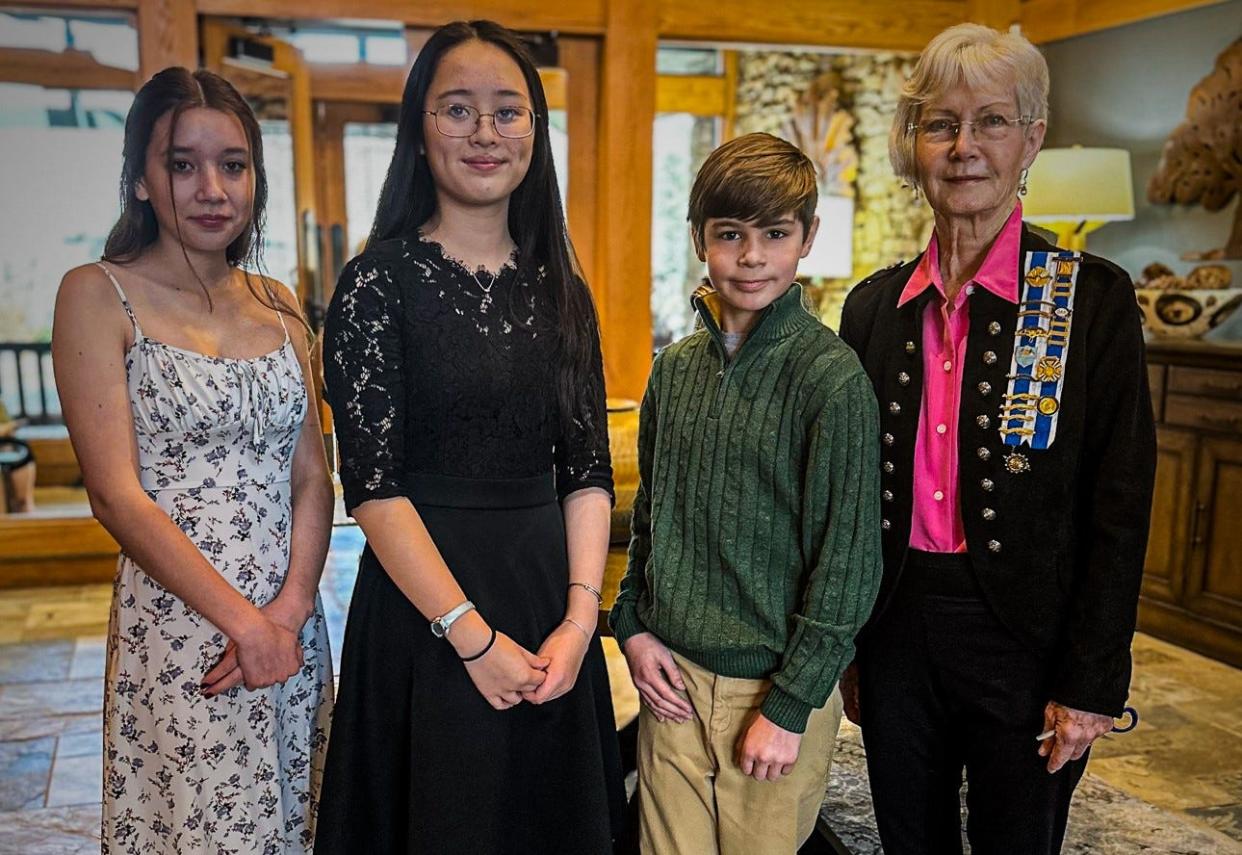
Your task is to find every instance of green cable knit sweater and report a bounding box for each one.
[610,284,883,733]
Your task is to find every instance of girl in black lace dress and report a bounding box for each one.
[315,20,624,854]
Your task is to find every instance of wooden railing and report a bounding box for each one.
[0,343,60,425]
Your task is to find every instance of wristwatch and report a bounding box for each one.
[430,600,476,638]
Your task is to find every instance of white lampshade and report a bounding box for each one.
[801,195,855,278]
[1023,146,1135,223]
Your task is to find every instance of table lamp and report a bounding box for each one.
[1022,146,1135,251]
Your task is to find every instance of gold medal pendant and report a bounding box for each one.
[1004,452,1031,474]
[1034,356,1062,382]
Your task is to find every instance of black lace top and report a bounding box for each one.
[324,235,613,512]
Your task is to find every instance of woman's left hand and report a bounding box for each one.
[522,620,591,704]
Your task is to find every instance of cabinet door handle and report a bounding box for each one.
[1191,501,1208,547]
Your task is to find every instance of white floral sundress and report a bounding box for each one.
[96,262,333,854]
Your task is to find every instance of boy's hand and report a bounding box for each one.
[621,632,694,723]
[736,712,802,782]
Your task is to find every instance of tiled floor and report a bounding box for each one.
[0,526,1238,852]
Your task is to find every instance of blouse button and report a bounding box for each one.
[882,519,892,531]
[982,508,997,521]
[978,382,992,395]
[889,402,902,415]
[978,447,992,461]
[898,371,911,386]
[983,351,998,365]
[933,490,944,501]
[977,415,991,429]
[882,490,894,502]
[936,423,947,435]
[906,341,917,354]
[883,461,895,474]
[988,321,1002,336]
[882,433,895,446]
[988,539,1002,553]
[981,478,995,491]
[943,360,953,372]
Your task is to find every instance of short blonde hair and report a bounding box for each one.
[890,23,1049,188]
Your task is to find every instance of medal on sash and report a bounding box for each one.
[999,250,1080,453]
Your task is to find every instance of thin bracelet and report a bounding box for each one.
[461,626,498,662]
[562,617,592,641]
[568,581,603,604]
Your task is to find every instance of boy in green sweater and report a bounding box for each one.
[610,133,882,854]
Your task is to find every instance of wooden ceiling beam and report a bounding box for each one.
[0,0,135,9]
[1021,0,1229,43]
[307,63,568,109]
[657,0,966,51]
[194,0,606,35]
[0,46,137,90]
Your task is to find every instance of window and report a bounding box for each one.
[343,123,398,252]
[256,119,300,289]
[0,84,131,344]
[0,10,137,71]
[651,113,719,348]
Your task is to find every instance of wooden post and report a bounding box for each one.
[595,0,658,400]
[560,36,601,293]
[137,0,197,80]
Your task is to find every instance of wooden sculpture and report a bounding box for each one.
[784,70,857,197]
[1147,37,1242,259]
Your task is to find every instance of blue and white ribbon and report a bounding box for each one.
[999,250,1081,450]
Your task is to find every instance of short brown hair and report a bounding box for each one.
[688,132,818,248]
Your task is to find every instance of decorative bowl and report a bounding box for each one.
[1135,288,1242,338]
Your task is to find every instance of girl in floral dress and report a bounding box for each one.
[53,67,334,853]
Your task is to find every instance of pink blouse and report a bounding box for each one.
[897,204,1023,553]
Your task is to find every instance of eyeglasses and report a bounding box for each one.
[423,104,538,139]
[907,113,1034,143]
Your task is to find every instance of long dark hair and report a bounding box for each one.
[369,20,604,438]
[103,67,304,329]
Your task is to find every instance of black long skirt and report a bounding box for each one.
[315,474,625,854]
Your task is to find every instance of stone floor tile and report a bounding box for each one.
[54,731,100,760]
[0,713,100,743]
[67,637,106,681]
[0,679,102,721]
[0,737,54,811]
[0,642,72,686]
[0,803,99,854]
[45,753,100,808]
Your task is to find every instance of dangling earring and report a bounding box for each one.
[1018,168,1029,197]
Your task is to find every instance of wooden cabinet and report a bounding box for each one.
[1140,341,1242,666]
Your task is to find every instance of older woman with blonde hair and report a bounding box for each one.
[839,23,1155,854]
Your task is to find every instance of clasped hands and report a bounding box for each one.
[622,632,804,782]
[453,610,592,711]
[201,592,311,697]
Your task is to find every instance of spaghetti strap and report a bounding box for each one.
[261,280,292,342]
[95,261,144,341]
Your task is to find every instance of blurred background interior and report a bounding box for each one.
[0,1,1240,852]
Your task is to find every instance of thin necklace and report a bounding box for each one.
[470,268,499,294]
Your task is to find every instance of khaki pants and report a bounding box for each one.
[637,650,843,855]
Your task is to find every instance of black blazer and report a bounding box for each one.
[839,225,1157,716]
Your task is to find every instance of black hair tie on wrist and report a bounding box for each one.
[461,627,498,663]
